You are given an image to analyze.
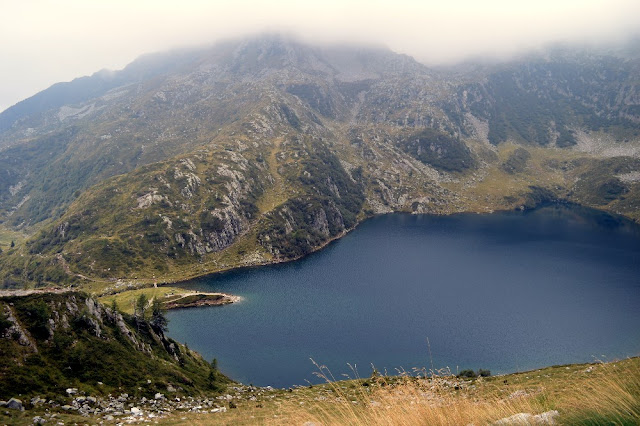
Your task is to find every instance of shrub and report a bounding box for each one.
[399,128,475,173]
[150,298,168,333]
[0,309,12,335]
[478,369,491,377]
[21,299,51,340]
[458,369,490,378]
[458,369,477,378]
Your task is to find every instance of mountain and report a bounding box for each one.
[0,34,639,289]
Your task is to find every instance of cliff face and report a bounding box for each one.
[0,35,639,288]
[0,292,228,399]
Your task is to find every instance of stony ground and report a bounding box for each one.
[1,384,274,424]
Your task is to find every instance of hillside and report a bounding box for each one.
[162,357,640,425]
[0,35,639,291]
[0,291,229,399]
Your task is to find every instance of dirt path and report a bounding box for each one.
[0,288,73,298]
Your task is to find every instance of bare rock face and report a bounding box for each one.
[310,207,330,237]
[137,192,170,209]
[2,305,37,352]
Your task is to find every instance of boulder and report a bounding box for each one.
[7,398,24,411]
[534,410,560,424]
[30,396,46,406]
[494,410,559,425]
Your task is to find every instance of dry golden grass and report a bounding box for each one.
[558,359,640,424]
[277,363,548,426]
[169,357,640,425]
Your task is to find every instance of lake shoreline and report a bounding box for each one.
[165,204,640,388]
[97,201,638,304]
[158,200,637,290]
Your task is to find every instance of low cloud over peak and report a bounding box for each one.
[1,0,639,112]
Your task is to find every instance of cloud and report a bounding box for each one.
[1,0,639,112]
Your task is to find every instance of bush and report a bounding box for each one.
[21,299,51,340]
[458,369,491,378]
[596,179,628,202]
[0,309,12,335]
[458,369,477,378]
[478,369,491,377]
[399,128,475,173]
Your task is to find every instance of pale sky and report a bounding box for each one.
[1,0,639,113]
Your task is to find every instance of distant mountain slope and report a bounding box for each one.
[448,51,640,146]
[0,34,639,289]
[0,48,205,137]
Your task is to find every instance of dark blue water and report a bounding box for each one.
[167,205,640,387]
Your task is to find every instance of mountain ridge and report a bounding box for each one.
[0,34,639,289]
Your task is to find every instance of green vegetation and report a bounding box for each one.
[572,156,640,210]
[0,36,639,426]
[457,368,491,378]
[462,59,635,146]
[400,128,475,173]
[597,178,629,202]
[150,297,169,332]
[501,147,531,174]
[0,226,25,251]
[1,148,266,285]
[259,143,365,259]
[287,83,336,118]
[0,292,229,401]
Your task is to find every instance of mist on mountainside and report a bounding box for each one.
[2,0,640,112]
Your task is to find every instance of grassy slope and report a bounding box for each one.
[2,350,637,424]
[0,226,26,251]
[160,357,640,425]
[4,357,630,425]
[443,140,640,221]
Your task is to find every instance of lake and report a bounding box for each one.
[166,204,640,388]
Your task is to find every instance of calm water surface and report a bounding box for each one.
[167,205,640,387]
